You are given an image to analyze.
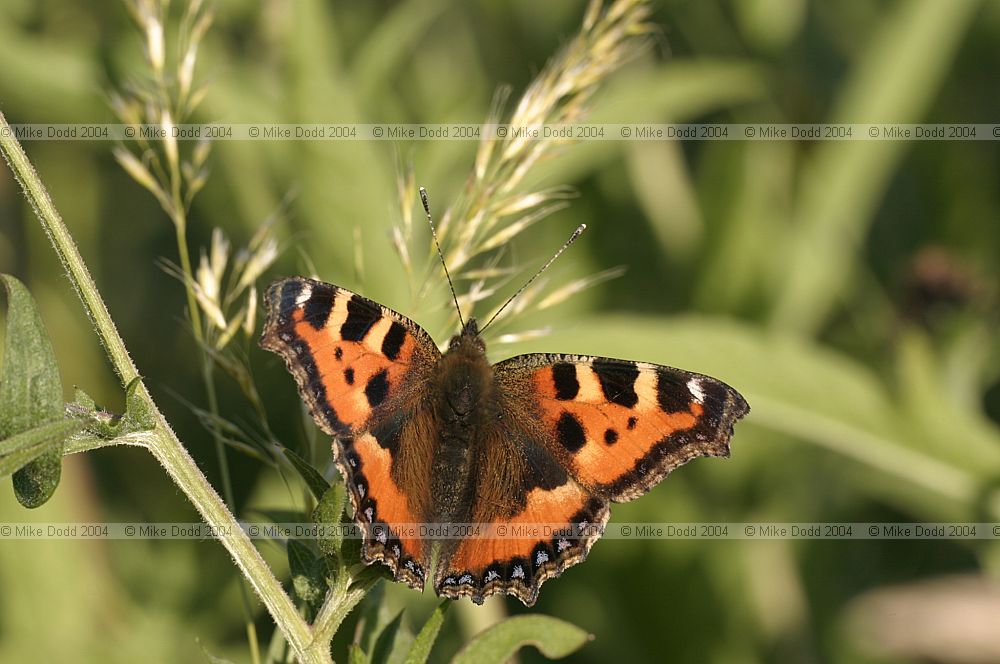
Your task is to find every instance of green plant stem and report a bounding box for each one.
[173,220,205,341]
[201,360,236,502]
[0,111,329,664]
[311,572,381,653]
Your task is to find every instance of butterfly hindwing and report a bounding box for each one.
[434,417,610,606]
[495,353,750,502]
[260,277,441,587]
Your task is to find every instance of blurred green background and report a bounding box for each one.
[2,0,1000,662]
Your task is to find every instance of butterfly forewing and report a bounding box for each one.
[495,353,750,502]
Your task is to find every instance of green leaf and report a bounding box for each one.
[370,609,413,664]
[403,602,449,664]
[12,451,62,509]
[197,638,239,664]
[0,417,83,457]
[349,561,392,590]
[451,615,592,664]
[118,376,156,433]
[0,418,84,478]
[283,446,330,500]
[353,583,389,655]
[1,274,68,507]
[72,387,96,411]
[59,379,158,456]
[340,533,364,569]
[287,539,325,607]
[348,644,370,664]
[313,482,348,556]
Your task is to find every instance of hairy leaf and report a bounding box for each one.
[452,615,591,663]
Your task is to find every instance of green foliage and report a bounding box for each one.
[452,615,591,663]
[403,601,449,664]
[347,601,450,664]
[0,274,77,507]
[288,539,326,612]
[197,639,239,664]
[285,446,332,501]
[314,482,348,556]
[0,418,81,482]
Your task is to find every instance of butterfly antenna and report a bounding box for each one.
[420,187,465,328]
[480,224,587,333]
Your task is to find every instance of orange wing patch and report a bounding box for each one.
[533,361,702,488]
[260,278,437,437]
[290,306,418,432]
[340,433,427,588]
[436,478,609,606]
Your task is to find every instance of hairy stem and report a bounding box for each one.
[311,572,381,656]
[0,111,327,664]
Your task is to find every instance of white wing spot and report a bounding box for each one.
[535,550,550,566]
[485,570,500,582]
[512,565,525,579]
[557,538,571,552]
[357,484,365,498]
[364,507,374,521]
[295,284,313,306]
[687,378,706,404]
[458,573,473,584]
[376,529,387,544]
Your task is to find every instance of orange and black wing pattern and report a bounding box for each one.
[434,424,610,606]
[436,486,609,606]
[500,353,749,502]
[260,277,440,588]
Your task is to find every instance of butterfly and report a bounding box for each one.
[260,274,749,606]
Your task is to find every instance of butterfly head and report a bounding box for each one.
[438,318,492,421]
[447,318,485,353]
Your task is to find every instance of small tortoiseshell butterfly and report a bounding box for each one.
[261,216,749,606]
